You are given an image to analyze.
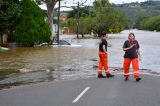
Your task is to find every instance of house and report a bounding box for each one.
[60,11,76,35]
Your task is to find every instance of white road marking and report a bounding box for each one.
[72,86,91,103]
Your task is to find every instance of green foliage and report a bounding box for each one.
[116,1,160,28]
[67,18,77,31]
[135,15,149,29]
[67,17,94,37]
[93,8,128,36]
[79,17,95,36]
[93,0,111,10]
[66,0,128,37]
[138,15,160,31]
[14,0,51,47]
[67,6,96,37]
[108,11,129,33]
[67,7,95,18]
[0,0,21,33]
[92,0,128,36]
[116,7,147,27]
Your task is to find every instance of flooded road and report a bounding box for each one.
[0,30,160,89]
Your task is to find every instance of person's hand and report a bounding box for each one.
[139,55,142,61]
[129,44,135,49]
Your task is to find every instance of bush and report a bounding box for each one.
[137,15,160,31]
[14,0,51,47]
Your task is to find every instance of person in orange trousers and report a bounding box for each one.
[123,33,142,82]
[98,31,114,78]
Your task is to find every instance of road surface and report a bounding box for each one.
[0,74,160,106]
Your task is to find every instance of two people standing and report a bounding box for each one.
[98,32,141,82]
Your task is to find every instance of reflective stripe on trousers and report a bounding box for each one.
[123,58,140,78]
[98,51,110,75]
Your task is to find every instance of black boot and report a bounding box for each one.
[98,74,106,78]
[106,74,114,78]
[136,78,141,82]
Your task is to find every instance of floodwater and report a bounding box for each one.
[0,30,160,89]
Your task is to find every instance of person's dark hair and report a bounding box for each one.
[102,31,108,37]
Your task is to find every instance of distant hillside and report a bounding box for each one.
[114,1,160,27]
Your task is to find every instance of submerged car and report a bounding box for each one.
[53,40,81,47]
[0,46,10,51]
[58,40,71,45]
[39,40,81,47]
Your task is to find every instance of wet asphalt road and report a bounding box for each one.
[0,74,160,106]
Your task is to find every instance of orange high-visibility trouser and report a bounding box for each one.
[98,51,110,75]
[123,58,140,78]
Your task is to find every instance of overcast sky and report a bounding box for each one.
[40,0,147,10]
[60,0,147,5]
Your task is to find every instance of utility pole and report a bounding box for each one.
[57,0,60,44]
[77,1,80,38]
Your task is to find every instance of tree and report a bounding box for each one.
[93,0,111,10]
[79,17,94,37]
[14,0,51,47]
[92,0,128,36]
[67,17,77,33]
[135,15,149,29]
[67,17,94,38]
[67,6,95,38]
[68,7,95,18]
[142,15,160,31]
[116,1,160,28]
[36,0,62,41]
[0,0,21,43]
[66,0,128,37]
[111,11,128,32]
